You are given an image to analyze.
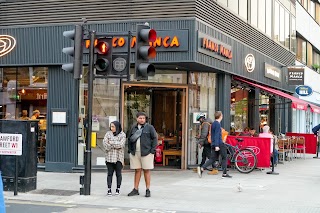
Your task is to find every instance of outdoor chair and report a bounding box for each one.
[278,138,292,163]
[295,136,306,159]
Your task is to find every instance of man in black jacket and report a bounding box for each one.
[127,112,158,198]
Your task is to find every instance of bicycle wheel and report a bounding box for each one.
[234,148,257,173]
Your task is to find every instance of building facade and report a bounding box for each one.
[293,0,320,133]
[2,0,315,172]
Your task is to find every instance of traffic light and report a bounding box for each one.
[94,38,113,76]
[135,24,157,80]
[62,25,84,79]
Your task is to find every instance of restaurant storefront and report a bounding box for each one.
[0,18,294,172]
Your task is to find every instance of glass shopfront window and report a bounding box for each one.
[79,66,121,166]
[0,67,48,163]
[188,72,216,166]
[259,94,269,132]
[230,87,249,134]
[79,68,189,167]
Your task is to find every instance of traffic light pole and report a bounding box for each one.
[84,30,96,195]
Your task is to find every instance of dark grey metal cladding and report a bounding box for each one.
[45,66,79,172]
[216,73,231,129]
[0,19,195,66]
[195,20,292,92]
[195,0,295,66]
[0,0,196,26]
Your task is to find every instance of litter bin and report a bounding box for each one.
[0,120,38,192]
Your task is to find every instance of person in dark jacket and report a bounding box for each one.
[195,113,218,175]
[0,171,5,213]
[198,111,232,178]
[127,112,158,198]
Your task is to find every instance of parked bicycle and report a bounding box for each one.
[217,138,257,173]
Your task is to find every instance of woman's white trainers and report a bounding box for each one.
[107,189,112,196]
[115,188,120,196]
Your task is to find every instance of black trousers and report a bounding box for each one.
[200,145,211,167]
[106,161,123,189]
[201,143,228,174]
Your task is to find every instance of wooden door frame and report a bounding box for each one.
[121,82,189,169]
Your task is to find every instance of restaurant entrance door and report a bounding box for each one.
[121,83,188,169]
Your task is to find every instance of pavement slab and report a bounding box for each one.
[4,155,320,213]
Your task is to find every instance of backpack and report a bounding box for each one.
[201,122,212,143]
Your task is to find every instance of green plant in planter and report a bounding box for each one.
[312,64,320,72]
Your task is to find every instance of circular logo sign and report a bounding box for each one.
[0,35,16,57]
[113,57,127,72]
[295,85,313,97]
[245,54,255,73]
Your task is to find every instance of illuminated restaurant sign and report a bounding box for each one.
[0,35,16,57]
[197,31,233,63]
[85,30,189,52]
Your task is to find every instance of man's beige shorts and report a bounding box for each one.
[130,152,154,170]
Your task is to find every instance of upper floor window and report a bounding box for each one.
[297,37,307,64]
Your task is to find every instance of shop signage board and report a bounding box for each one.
[0,133,22,156]
[0,35,16,57]
[295,85,313,97]
[85,30,189,53]
[197,31,233,63]
[264,63,281,82]
[288,67,304,85]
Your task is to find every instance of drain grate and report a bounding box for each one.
[30,189,79,196]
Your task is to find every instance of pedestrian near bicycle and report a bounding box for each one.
[194,113,218,175]
[198,111,232,178]
[103,121,126,196]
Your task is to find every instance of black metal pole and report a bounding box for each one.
[14,155,18,196]
[127,31,131,82]
[84,30,95,195]
[313,133,320,159]
[267,138,279,175]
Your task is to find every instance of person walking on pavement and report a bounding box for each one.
[103,121,126,196]
[198,111,232,178]
[127,112,158,198]
[0,170,5,213]
[194,113,218,175]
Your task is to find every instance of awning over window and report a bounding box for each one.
[234,77,319,113]
[309,103,320,114]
